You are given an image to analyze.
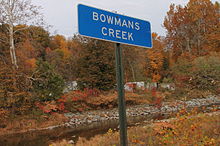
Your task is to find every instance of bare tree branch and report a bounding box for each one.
[0,0,44,68]
[13,26,28,33]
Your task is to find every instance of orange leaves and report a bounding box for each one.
[16,39,38,71]
[152,74,161,82]
[62,89,100,103]
[153,109,220,146]
[49,35,71,59]
[154,122,176,135]
[164,0,220,59]
[26,58,36,69]
[61,47,71,59]
[35,100,66,114]
[131,139,145,145]
[152,32,158,39]
[145,33,165,82]
[73,109,220,145]
[190,124,197,132]
[148,49,164,70]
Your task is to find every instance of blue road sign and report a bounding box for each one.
[78,4,152,48]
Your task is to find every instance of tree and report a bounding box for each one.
[0,0,43,68]
[76,39,116,91]
[164,0,219,60]
[21,25,50,60]
[49,35,71,58]
[11,25,50,69]
[27,26,50,49]
[0,24,9,51]
[0,57,32,112]
[123,45,146,82]
[145,33,167,82]
[46,35,76,81]
[32,60,65,102]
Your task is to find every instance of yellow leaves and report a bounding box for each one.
[14,24,27,31]
[153,110,220,146]
[51,35,72,59]
[56,37,71,59]
[52,35,67,50]
[107,128,113,136]
[61,47,71,59]
[202,137,216,145]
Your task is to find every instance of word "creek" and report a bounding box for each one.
[92,12,141,41]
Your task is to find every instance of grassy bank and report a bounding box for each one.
[51,110,220,146]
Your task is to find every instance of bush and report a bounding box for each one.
[190,54,220,92]
[172,53,220,93]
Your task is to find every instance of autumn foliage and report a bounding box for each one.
[145,33,168,82]
[164,0,220,60]
[0,0,219,138]
[73,109,220,146]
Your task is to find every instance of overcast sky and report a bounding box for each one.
[33,0,217,37]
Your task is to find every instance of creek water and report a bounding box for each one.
[0,113,167,146]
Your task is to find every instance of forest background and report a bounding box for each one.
[0,0,219,128]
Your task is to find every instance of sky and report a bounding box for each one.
[33,0,217,37]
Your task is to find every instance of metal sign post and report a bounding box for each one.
[115,43,128,146]
[77,4,152,146]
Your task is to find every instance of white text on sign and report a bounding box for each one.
[92,12,140,41]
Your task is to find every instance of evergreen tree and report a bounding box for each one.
[77,39,116,91]
[32,60,65,101]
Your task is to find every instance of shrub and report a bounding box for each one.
[190,54,220,92]
[172,53,220,93]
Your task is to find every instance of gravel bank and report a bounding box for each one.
[62,95,220,129]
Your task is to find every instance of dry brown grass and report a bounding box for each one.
[0,113,68,136]
[51,110,220,146]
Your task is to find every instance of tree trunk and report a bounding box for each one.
[9,24,18,68]
[186,38,191,53]
[128,60,136,82]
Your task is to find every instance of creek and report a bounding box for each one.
[0,96,219,146]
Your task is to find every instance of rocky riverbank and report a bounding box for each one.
[31,95,220,132]
[63,96,220,127]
